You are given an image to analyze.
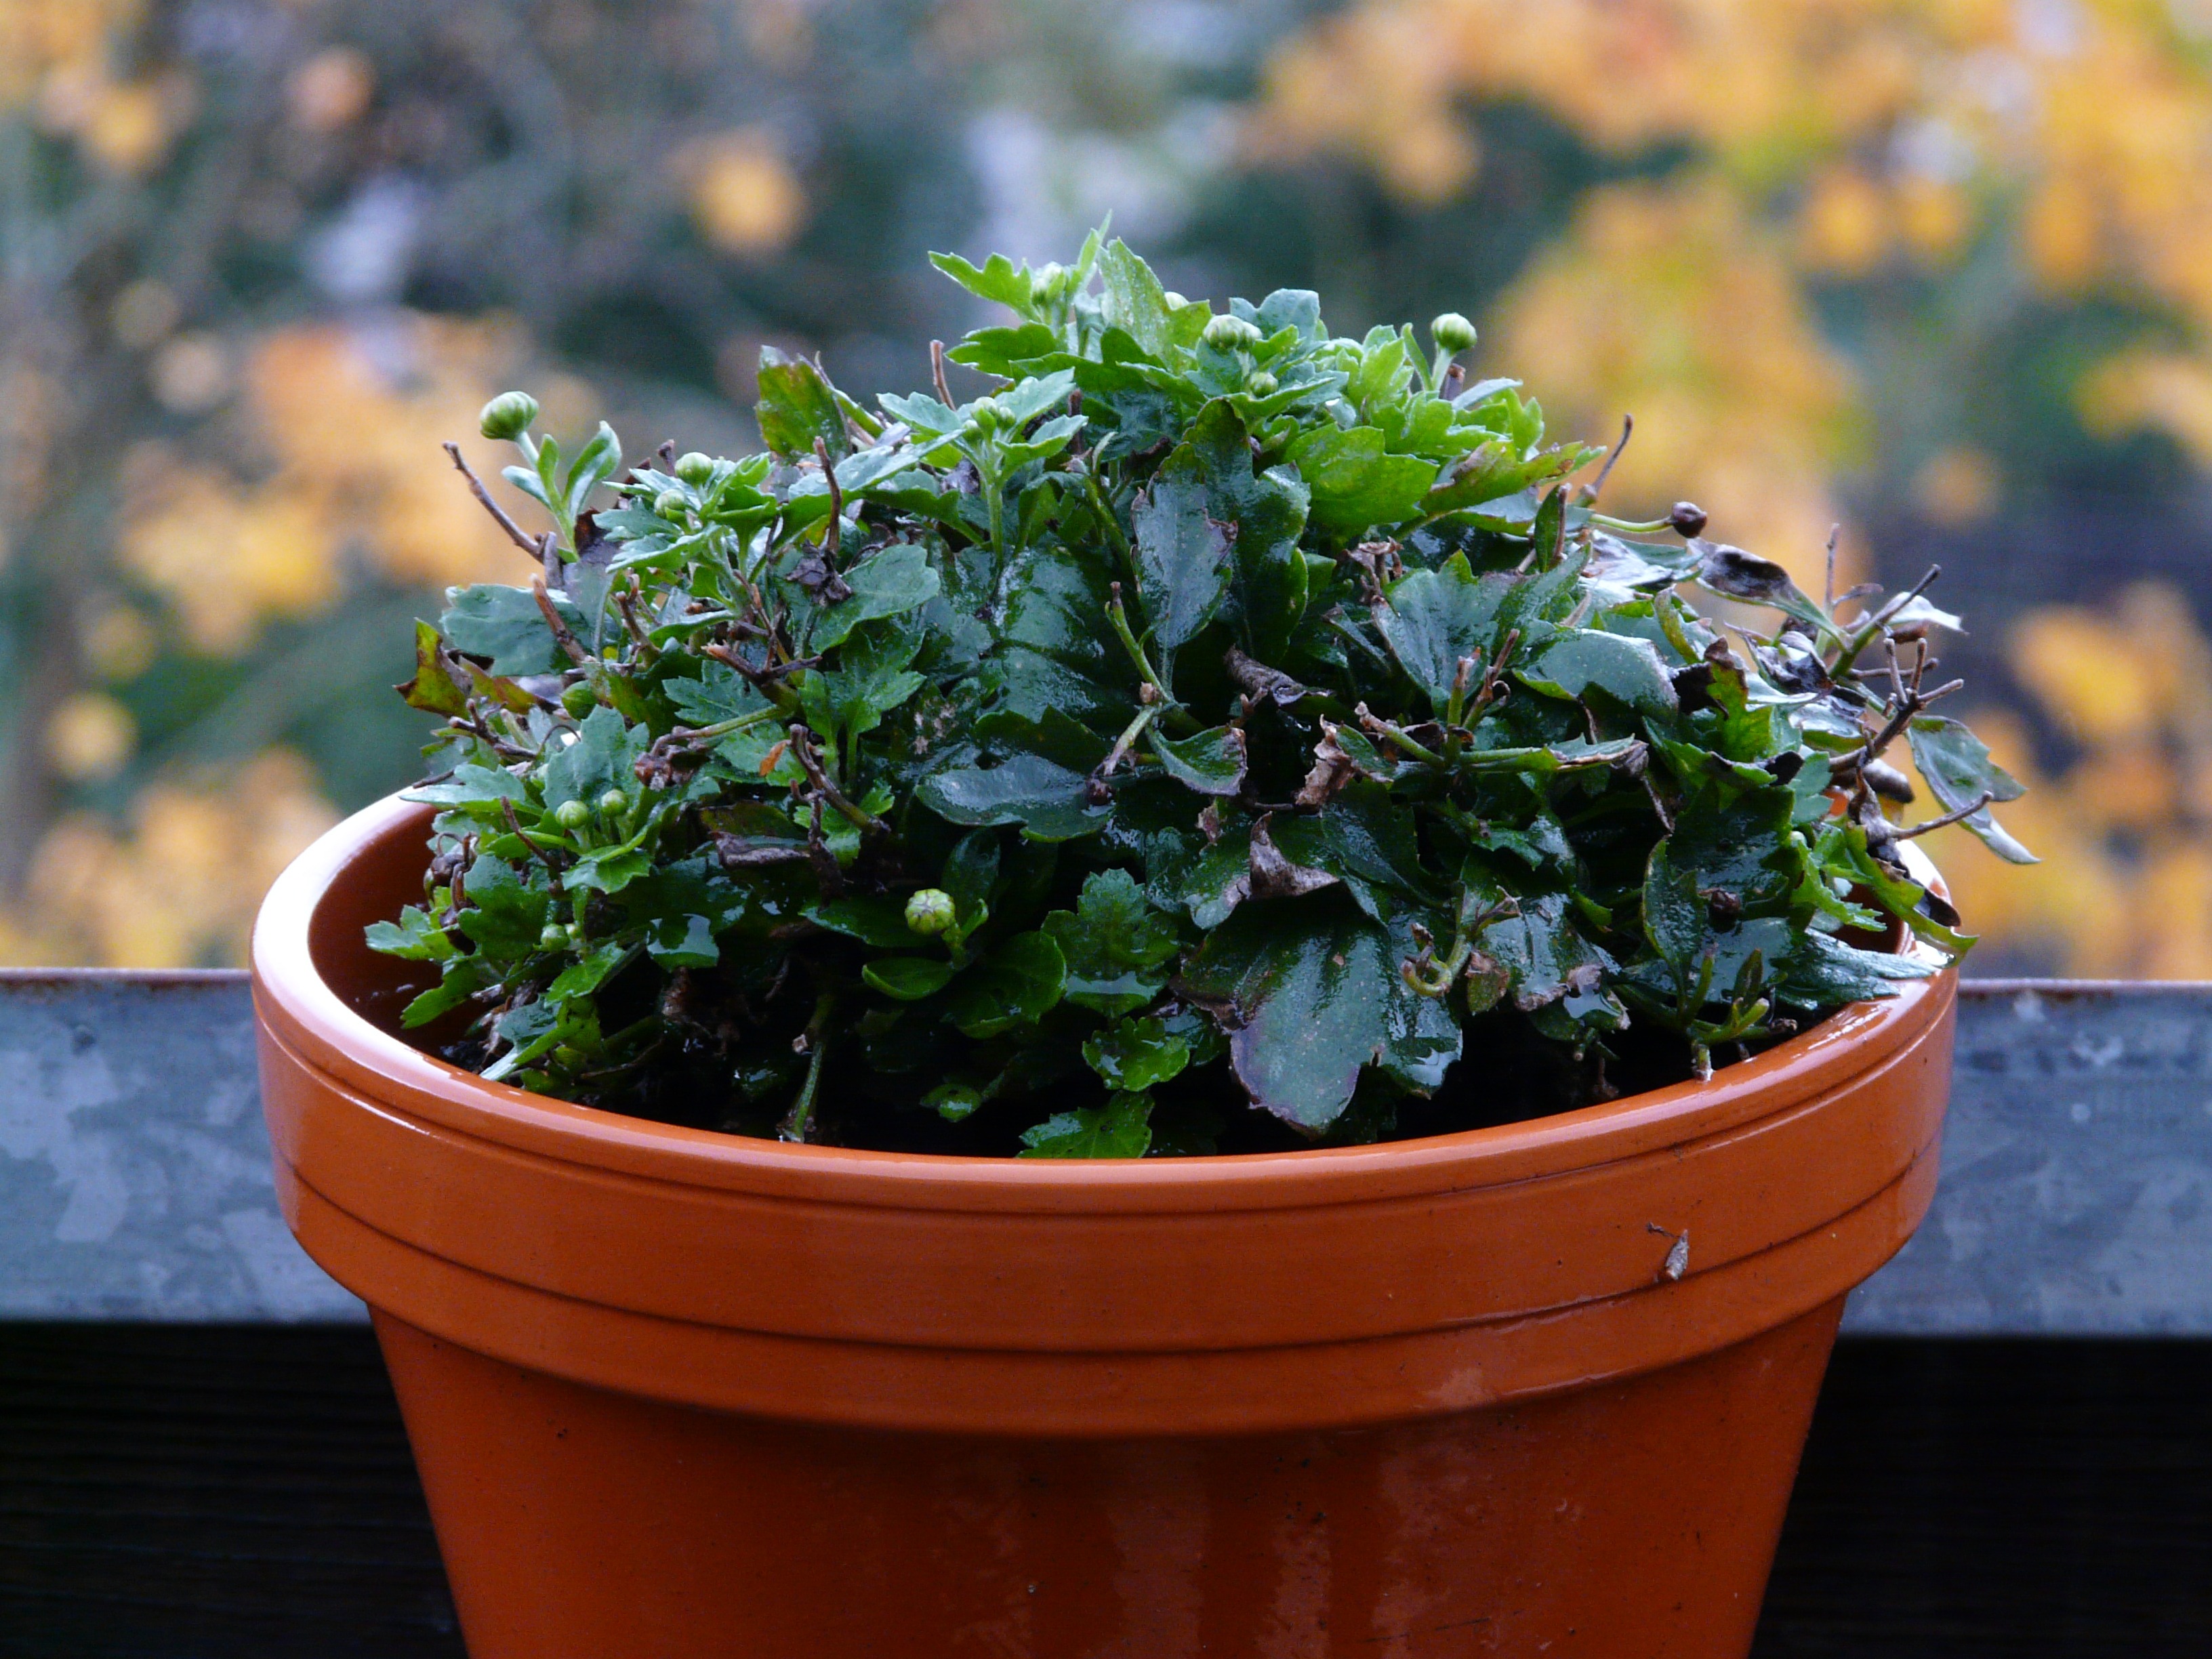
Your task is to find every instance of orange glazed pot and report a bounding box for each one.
[253,795,1957,1659]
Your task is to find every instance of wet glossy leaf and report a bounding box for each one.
[948,932,1067,1038]
[1154,724,1247,796]
[1182,892,1399,1132]
[1018,1092,1153,1158]
[756,347,849,463]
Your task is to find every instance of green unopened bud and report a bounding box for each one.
[653,489,689,518]
[1203,313,1263,353]
[1430,312,1477,354]
[968,396,1006,432]
[904,888,957,937]
[1029,262,1065,307]
[1244,370,1279,398]
[598,788,630,816]
[538,922,572,951]
[478,391,539,442]
[560,681,598,719]
[674,451,715,487]
[553,799,592,831]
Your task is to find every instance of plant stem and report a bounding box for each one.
[779,993,836,1143]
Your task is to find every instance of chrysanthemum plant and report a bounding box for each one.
[371,234,2028,1156]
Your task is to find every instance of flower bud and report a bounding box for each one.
[554,799,592,831]
[538,923,572,951]
[478,391,539,442]
[904,888,957,936]
[968,396,1006,432]
[653,489,689,518]
[1029,262,1065,307]
[674,451,716,487]
[598,788,630,816]
[1244,370,1279,398]
[1203,314,1263,353]
[560,681,598,719]
[1429,312,1477,354]
[1669,501,1708,536]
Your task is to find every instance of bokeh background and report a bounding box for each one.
[3,0,2209,975]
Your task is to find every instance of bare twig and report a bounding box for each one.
[443,441,536,553]
[930,339,954,407]
[501,798,565,893]
[531,577,591,667]
[1582,413,1633,504]
[615,576,657,661]
[1890,790,1995,840]
[813,436,843,550]
[787,723,890,840]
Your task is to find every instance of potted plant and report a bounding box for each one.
[253,234,2024,1658]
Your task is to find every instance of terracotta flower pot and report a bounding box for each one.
[253,794,1957,1659]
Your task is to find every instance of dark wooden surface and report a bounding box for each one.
[2,1327,2207,1656]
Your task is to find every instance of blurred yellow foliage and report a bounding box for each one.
[0,0,138,106]
[1253,0,2212,524]
[678,128,808,255]
[1492,175,1863,586]
[0,750,338,968]
[117,312,537,654]
[1920,583,2212,977]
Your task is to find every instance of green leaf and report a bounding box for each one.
[1643,840,1709,977]
[402,764,527,809]
[1267,783,1435,921]
[1907,716,2036,865]
[808,544,943,651]
[1097,239,1180,361]
[947,932,1067,1038]
[562,422,623,525]
[1181,891,1400,1132]
[1042,869,1181,1017]
[1374,553,1509,712]
[1130,457,1234,651]
[1778,928,1937,1008]
[926,1082,986,1123]
[1017,1092,1153,1159]
[1285,424,1437,537]
[453,855,550,957]
[807,895,916,947]
[668,663,771,729]
[398,959,491,1028]
[542,705,648,808]
[939,830,1000,935]
[548,942,628,1001]
[1082,1015,1191,1091]
[364,905,455,962]
[804,618,927,743]
[863,958,958,1001]
[645,914,718,969]
[996,543,1139,731]
[1176,401,1311,658]
[920,753,1105,842]
[929,249,1036,313]
[441,583,580,676]
[1153,724,1247,796]
[1521,630,1679,718]
[756,347,850,463]
[565,844,651,895]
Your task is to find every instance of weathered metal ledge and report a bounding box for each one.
[2,971,2207,1332]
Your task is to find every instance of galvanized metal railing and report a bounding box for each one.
[3,972,2208,1332]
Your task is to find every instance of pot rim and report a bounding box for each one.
[253,791,1952,1213]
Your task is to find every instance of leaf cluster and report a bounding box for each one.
[373,234,2024,1155]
